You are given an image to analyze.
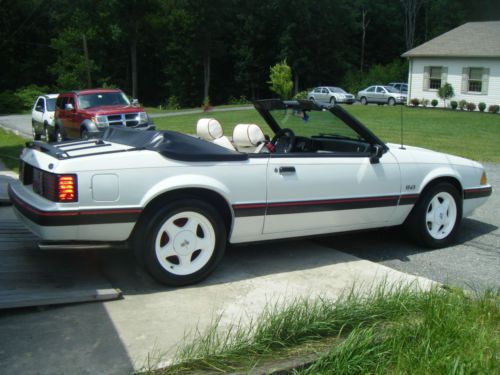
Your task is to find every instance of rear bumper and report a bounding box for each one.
[8,182,140,242]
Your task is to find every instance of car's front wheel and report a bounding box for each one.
[330,96,336,105]
[405,182,462,248]
[136,198,227,286]
[388,97,396,106]
[55,127,63,142]
[360,97,368,105]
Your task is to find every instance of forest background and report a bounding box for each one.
[1,0,499,112]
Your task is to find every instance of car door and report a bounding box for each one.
[320,88,329,103]
[365,86,376,102]
[375,86,387,103]
[32,98,45,132]
[65,95,79,138]
[264,152,401,235]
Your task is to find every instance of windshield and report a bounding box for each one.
[327,87,346,93]
[268,107,365,142]
[78,92,130,109]
[46,98,56,111]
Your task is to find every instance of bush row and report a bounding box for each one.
[410,98,499,113]
[0,85,50,114]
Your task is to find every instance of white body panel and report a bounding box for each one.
[10,137,491,245]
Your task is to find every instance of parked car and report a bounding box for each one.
[54,88,155,141]
[357,85,407,105]
[32,94,59,141]
[388,82,408,93]
[9,99,491,286]
[308,86,356,104]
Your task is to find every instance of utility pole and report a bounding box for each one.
[82,34,92,88]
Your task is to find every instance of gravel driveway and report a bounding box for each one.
[317,163,499,291]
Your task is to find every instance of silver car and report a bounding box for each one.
[357,85,407,106]
[308,86,356,105]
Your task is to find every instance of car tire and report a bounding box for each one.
[388,97,396,106]
[136,198,227,286]
[55,126,63,142]
[42,122,49,141]
[81,128,89,140]
[309,97,315,101]
[32,121,41,140]
[405,182,462,248]
[330,96,336,105]
[360,97,368,105]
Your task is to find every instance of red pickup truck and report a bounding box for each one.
[54,88,155,141]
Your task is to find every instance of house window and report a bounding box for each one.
[468,68,483,92]
[429,67,442,89]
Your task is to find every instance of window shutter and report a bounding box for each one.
[423,66,430,90]
[441,67,448,86]
[481,68,489,94]
[461,67,468,93]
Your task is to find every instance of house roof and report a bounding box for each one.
[402,21,500,58]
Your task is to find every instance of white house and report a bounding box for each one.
[402,21,500,109]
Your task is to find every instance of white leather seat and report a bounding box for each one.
[232,124,265,152]
[196,118,236,151]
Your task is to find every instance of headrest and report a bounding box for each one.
[232,124,265,147]
[196,118,223,140]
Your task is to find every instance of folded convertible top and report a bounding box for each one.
[102,127,248,162]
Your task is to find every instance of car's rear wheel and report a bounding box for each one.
[81,128,89,140]
[388,97,396,106]
[360,97,368,105]
[405,182,462,248]
[136,198,226,286]
[42,122,49,141]
[32,121,41,140]
[309,97,315,101]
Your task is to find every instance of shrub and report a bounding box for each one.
[293,90,310,100]
[478,102,486,112]
[431,99,438,107]
[15,84,49,111]
[268,60,293,99]
[459,100,467,110]
[450,101,458,110]
[466,102,476,111]
[410,98,420,107]
[166,95,180,110]
[488,105,499,114]
[0,91,23,114]
[228,95,251,105]
[421,98,429,107]
[437,83,454,107]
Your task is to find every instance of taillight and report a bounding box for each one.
[57,175,77,202]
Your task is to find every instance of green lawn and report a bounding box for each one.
[0,128,25,172]
[148,285,499,374]
[153,106,500,163]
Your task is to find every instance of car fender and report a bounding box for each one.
[418,166,463,195]
[140,174,234,213]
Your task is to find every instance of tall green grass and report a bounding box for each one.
[0,128,25,172]
[143,284,499,374]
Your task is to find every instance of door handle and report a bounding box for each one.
[279,166,296,174]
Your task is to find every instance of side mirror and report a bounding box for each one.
[65,103,74,111]
[131,98,139,106]
[370,144,384,164]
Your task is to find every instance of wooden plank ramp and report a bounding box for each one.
[0,207,121,309]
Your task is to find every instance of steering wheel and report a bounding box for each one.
[271,128,296,153]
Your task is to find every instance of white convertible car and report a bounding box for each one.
[9,100,492,286]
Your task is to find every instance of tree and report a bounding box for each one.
[401,0,425,50]
[437,83,454,108]
[268,60,293,99]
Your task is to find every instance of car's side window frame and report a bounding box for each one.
[35,98,45,112]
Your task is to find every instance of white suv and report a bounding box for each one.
[32,94,59,141]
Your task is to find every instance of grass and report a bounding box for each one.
[153,105,500,163]
[143,284,499,374]
[0,128,26,172]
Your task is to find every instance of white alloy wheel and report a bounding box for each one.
[154,211,216,276]
[425,192,457,240]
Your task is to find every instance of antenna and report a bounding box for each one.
[399,104,405,150]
